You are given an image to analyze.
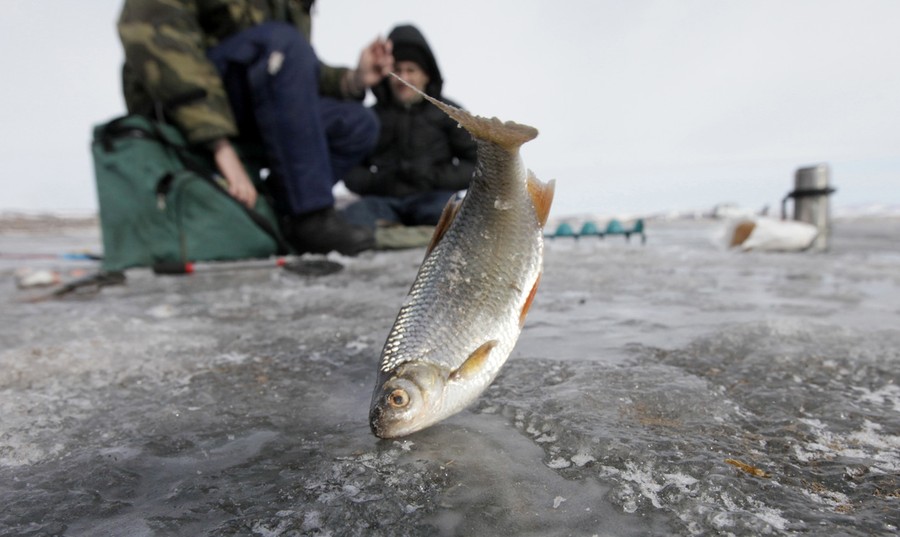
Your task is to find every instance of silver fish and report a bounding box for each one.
[369,75,555,438]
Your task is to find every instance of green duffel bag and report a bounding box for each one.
[91,115,290,272]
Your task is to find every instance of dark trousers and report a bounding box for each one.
[206,22,379,215]
[342,191,457,230]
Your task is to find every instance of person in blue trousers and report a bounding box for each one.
[118,0,393,255]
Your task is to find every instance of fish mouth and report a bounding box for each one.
[369,402,413,439]
[368,386,418,439]
[368,405,387,438]
[368,365,445,439]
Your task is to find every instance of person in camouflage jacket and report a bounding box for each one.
[117,0,393,255]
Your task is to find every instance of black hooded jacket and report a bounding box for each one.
[342,25,477,198]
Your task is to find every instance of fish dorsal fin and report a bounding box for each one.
[426,194,463,256]
[449,340,498,382]
[390,73,538,150]
[526,172,555,229]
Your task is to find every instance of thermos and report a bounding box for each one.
[782,163,836,251]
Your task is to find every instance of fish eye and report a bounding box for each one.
[387,389,410,408]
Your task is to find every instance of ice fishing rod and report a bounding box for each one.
[151,256,343,276]
[0,252,101,261]
[20,256,343,303]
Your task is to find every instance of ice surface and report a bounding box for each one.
[1,216,899,536]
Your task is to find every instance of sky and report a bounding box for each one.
[2,0,899,218]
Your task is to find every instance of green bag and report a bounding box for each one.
[91,115,289,272]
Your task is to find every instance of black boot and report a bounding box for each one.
[283,207,375,256]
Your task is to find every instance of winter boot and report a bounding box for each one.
[283,207,375,256]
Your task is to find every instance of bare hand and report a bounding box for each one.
[210,138,258,208]
[356,37,393,88]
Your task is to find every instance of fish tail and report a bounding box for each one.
[390,73,538,150]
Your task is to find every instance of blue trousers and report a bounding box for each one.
[207,22,379,215]
[342,191,457,230]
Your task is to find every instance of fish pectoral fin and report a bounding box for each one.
[519,272,542,328]
[449,340,499,382]
[526,171,555,228]
[426,195,463,256]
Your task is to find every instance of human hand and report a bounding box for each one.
[210,138,258,208]
[355,36,393,88]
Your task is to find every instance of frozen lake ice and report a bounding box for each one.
[1,216,898,536]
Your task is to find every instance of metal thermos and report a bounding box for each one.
[782,164,836,251]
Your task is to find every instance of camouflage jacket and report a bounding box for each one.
[118,0,356,144]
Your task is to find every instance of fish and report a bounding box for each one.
[369,74,555,438]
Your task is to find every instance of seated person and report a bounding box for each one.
[117,0,391,256]
[341,24,477,234]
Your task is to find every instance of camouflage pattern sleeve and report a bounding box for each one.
[118,0,238,145]
[322,65,361,100]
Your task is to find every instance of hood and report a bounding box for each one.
[374,24,443,104]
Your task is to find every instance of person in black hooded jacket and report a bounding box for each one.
[341,24,477,231]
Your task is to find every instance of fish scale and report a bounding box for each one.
[369,75,554,438]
